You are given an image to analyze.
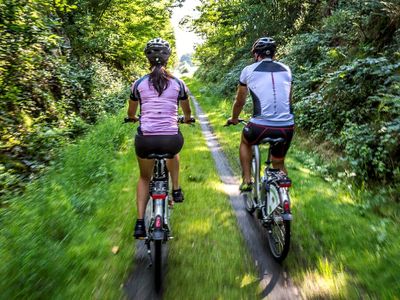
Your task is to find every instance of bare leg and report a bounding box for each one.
[240,134,253,183]
[136,157,155,219]
[166,154,180,190]
[272,157,287,174]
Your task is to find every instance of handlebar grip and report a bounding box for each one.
[224,119,245,126]
[123,117,137,123]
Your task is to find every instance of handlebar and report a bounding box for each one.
[123,116,195,124]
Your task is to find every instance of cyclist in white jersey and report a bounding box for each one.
[227,37,295,191]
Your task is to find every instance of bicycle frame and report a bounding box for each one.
[146,157,171,243]
[251,139,292,221]
[144,156,172,292]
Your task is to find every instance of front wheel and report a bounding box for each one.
[245,156,259,214]
[243,192,255,214]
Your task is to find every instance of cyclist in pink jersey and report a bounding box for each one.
[127,38,192,239]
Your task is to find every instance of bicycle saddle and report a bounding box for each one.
[147,153,175,159]
[259,137,285,145]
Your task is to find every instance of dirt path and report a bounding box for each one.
[124,204,166,299]
[191,95,301,299]
[123,95,300,299]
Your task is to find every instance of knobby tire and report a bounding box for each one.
[154,240,163,293]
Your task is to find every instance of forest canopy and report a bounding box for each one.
[0,0,178,201]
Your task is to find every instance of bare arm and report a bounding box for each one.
[230,85,248,124]
[180,99,192,123]
[127,100,139,120]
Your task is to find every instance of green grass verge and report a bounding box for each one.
[0,105,259,298]
[186,77,400,299]
[0,111,136,299]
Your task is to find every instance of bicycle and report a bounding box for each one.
[124,116,194,292]
[226,119,293,262]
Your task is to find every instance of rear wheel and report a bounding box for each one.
[154,240,163,292]
[267,218,290,262]
[266,187,290,262]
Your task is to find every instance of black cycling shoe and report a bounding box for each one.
[172,188,184,203]
[133,220,147,239]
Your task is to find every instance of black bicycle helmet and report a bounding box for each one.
[144,38,171,65]
[251,37,276,57]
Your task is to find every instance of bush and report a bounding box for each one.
[293,56,400,182]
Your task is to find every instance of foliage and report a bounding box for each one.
[192,0,400,183]
[187,77,400,299]
[0,0,177,203]
[0,108,258,299]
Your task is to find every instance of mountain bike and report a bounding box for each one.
[226,120,293,262]
[145,152,173,292]
[124,116,194,292]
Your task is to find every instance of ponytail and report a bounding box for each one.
[149,65,172,96]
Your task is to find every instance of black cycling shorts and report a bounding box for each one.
[243,122,294,159]
[134,131,184,159]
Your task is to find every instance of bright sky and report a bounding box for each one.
[171,0,202,59]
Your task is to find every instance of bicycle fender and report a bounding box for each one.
[153,229,165,240]
[282,213,293,221]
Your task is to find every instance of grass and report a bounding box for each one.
[164,120,258,299]
[0,103,259,298]
[186,77,400,299]
[0,112,136,299]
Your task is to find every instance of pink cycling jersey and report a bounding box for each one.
[130,75,188,135]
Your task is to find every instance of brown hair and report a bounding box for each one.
[149,65,172,96]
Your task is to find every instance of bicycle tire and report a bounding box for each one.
[154,240,163,292]
[243,192,255,214]
[267,219,290,262]
[266,185,291,262]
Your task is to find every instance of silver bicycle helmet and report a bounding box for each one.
[144,38,171,65]
[251,37,276,56]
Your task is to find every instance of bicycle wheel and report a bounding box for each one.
[266,185,291,262]
[154,240,163,292]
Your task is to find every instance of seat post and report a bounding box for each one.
[265,146,272,168]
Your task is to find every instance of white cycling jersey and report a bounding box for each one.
[239,58,294,127]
